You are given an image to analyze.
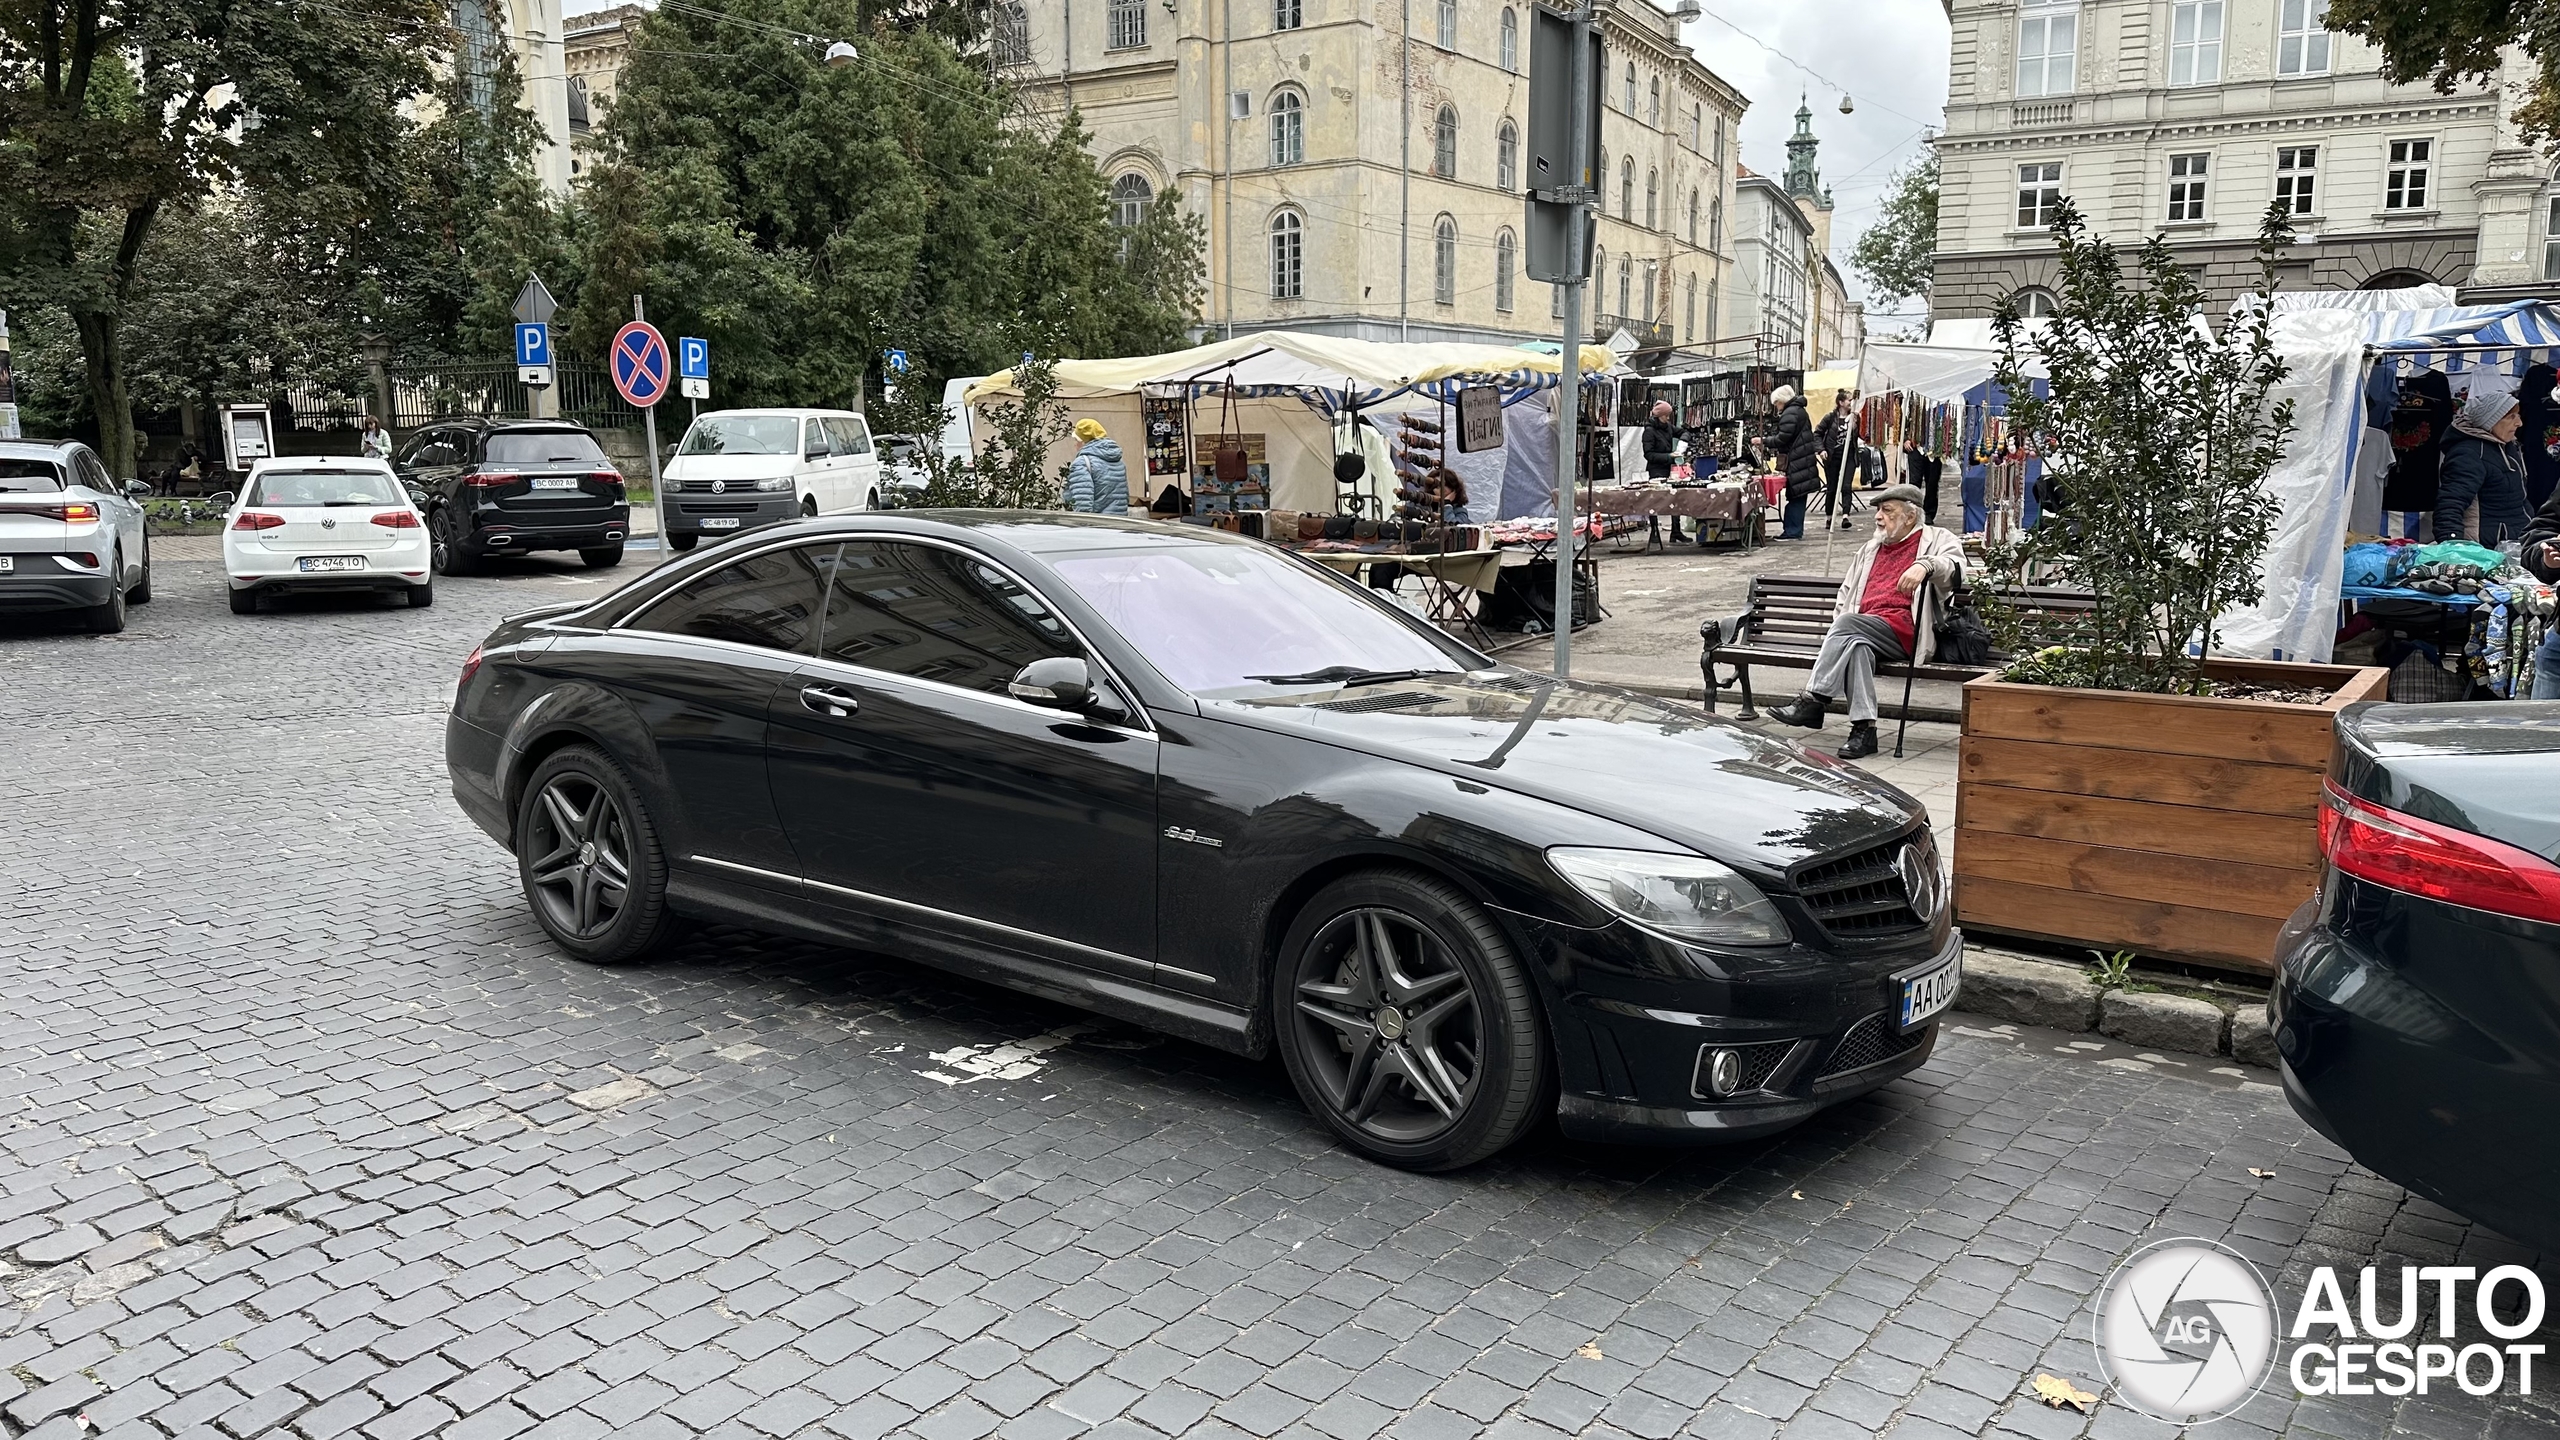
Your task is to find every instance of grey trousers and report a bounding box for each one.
[1805,613,1909,722]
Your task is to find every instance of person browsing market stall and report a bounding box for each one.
[1642,399,1687,545]
[2436,389,2533,547]
[1766,385,1818,540]
[1767,485,1965,760]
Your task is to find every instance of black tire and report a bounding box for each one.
[229,586,258,615]
[406,582,435,609]
[667,532,698,553]
[1272,869,1548,1170]
[865,489,880,512]
[85,553,128,634]
[580,545,624,568]
[433,507,475,576]
[514,745,674,965]
[129,535,151,604]
[800,495,819,518]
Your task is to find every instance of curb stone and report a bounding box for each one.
[1961,943,2273,1063]
[2097,989,2229,1055]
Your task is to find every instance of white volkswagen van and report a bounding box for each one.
[660,408,884,552]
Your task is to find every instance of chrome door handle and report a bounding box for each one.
[799,684,860,718]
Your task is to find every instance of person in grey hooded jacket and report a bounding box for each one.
[1062,418,1130,514]
[2436,389,2533,546]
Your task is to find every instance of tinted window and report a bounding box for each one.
[815,542,1078,694]
[632,544,831,653]
[679,416,798,456]
[75,454,113,490]
[0,457,65,493]
[248,467,402,507]
[801,419,831,458]
[824,417,872,455]
[483,431,609,467]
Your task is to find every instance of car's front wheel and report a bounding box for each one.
[1273,870,1548,1170]
[515,746,673,965]
[667,532,698,553]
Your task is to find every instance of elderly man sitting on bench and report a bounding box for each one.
[1767,484,1964,759]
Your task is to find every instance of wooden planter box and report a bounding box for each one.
[1953,658,2391,975]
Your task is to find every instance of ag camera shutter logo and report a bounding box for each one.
[2094,1238,2278,1422]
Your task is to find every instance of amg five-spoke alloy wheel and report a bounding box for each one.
[515,746,673,965]
[1275,871,1547,1170]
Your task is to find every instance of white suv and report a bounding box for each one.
[662,409,884,552]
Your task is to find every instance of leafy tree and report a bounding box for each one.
[0,0,445,477]
[870,335,1070,509]
[1985,199,2297,694]
[1850,152,1937,310]
[2324,0,2560,144]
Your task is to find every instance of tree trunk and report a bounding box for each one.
[72,306,135,481]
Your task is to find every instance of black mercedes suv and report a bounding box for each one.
[395,420,631,575]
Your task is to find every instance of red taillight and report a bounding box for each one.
[232,511,285,531]
[28,501,100,522]
[2319,782,2560,924]
[370,510,421,528]
[458,646,484,687]
[468,472,520,491]
[588,470,622,489]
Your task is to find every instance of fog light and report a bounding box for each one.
[1705,1048,1742,1098]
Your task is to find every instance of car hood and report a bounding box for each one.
[2337,701,2560,863]
[667,454,798,481]
[1205,671,1925,876]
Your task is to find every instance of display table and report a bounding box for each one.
[2340,580,2554,700]
[1305,548,1504,648]
[1587,481,1771,549]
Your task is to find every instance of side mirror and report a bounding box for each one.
[1008,656,1093,711]
[805,444,828,462]
[125,480,153,499]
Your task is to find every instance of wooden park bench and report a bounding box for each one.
[1699,573,2099,757]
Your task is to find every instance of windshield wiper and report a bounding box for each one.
[1245,666,1459,688]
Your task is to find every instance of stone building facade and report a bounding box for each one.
[1002,0,1749,347]
[563,2,648,174]
[1932,0,2556,317]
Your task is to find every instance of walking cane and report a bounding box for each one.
[1895,583,1926,760]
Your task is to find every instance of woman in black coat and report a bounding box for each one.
[2436,389,2534,547]
[1767,386,1817,539]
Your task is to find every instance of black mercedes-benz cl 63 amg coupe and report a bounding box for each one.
[446,513,1959,1169]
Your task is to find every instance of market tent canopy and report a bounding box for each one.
[1801,367,1859,416]
[964,333,1622,409]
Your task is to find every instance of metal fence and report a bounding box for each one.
[382,360,642,431]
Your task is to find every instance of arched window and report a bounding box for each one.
[1432,105,1458,178]
[1270,210,1305,299]
[1274,0,1301,31]
[1709,196,1723,250]
[1596,151,1610,209]
[1496,120,1519,191]
[1434,216,1458,305]
[2544,161,2560,279]
[1620,158,1634,219]
[2361,269,2434,291]
[1437,0,1456,49]
[993,1,1030,64]
[1617,256,1632,317]
[1687,188,1699,244]
[1649,76,1662,127]
[1110,173,1153,228]
[1690,103,1702,150]
[566,75,590,134]
[2011,286,2058,317]
[1269,88,1305,166]
[1645,169,1658,229]
[1684,273,1697,342]
[1623,62,1637,112]
[1593,247,1607,304]
[1496,229,1517,312]
[1499,8,1519,71]
[1706,279,1719,340]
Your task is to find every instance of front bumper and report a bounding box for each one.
[0,565,114,612]
[665,494,797,537]
[1507,909,1960,1144]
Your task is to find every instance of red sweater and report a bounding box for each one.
[1859,531,1925,652]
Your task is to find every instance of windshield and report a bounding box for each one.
[1044,545,1472,696]
[246,468,401,508]
[485,431,609,467]
[0,458,64,493]
[679,416,798,457]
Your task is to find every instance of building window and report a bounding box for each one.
[1596,151,1610,211]
[1434,216,1457,305]
[1645,169,1658,229]
[2169,1,2223,86]
[1684,274,1697,342]
[1617,256,1632,318]
[2275,145,2316,214]
[1499,7,1518,71]
[565,75,590,134]
[1641,261,1657,323]
[1496,120,1518,191]
[1649,76,1662,128]
[1690,104,1702,150]
[2544,190,2560,280]
[1687,189,1699,243]
[2013,287,2059,317]
[1620,158,1634,218]
[2016,0,2077,98]
[993,2,1030,64]
[1623,62,1636,113]
[1496,229,1517,311]
[2386,139,2432,209]
[1709,195,1723,249]
[1270,210,1304,298]
[2167,152,2209,222]
[2017,161,2064,227]
[2277,0,2330,76]
[1712,113,1724,165]
[1432,105,1458,178]
[1274,0,1301,31]
[1107,0,1146,50]
[1706,279,1719,341]
[1110,173,1153,228]
[1437,0,1456,49]
[1270,89,1305,166]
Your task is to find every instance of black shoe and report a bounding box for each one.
[1837,721,1879,760]
[1772,695,1831,729]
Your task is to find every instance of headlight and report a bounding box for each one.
[755,477,793,492]
[1548,847,1792,946]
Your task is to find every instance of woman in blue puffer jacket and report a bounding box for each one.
[1063,418,1130,514]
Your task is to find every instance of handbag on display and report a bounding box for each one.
[1214,382,1249,482]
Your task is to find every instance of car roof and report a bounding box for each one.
[689,408,860,420]
[248,455,393,470]
[779,511,1243,556]
[0,439,84,460]
[420,419,598,434]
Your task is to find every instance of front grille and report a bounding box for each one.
[675,501,763,516]
[1792,831,1930,939]
[1816,1012,1929,1079]
[1309,690,1441,714]
[1692,1039,1798,1099]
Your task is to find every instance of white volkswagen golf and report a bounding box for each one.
[224,457,433,614]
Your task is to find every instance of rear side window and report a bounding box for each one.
[814,541,1078,695]
[75,454,113,490]
[824,417,872,456]
[483,431,608,468]
[247,468,402,507]
[0,458,64,493]
[631,544,831,653]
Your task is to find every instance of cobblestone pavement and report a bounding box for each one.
[2,552,2552,1440]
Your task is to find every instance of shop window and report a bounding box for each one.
[2275,146,2316,215]
[1270,210,1304,298]
[2167,152,2209,222]
[2278,0,2330,76]
[2016,0,2077,97]
[2386,139,2432,210]
[2170,0,2223,86]
[1434,216,1458,305]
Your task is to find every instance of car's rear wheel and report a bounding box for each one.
[129,535,151,604]
[406,581,434,609]
[580,545,623,568]
[1273,870,1548,1170]
[85,552,128,634]
[228,586,258,615]
[433,507,474,576]
[667,533,698,553]
[515,746,673,965]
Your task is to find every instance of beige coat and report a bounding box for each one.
[1832,524,1966,665]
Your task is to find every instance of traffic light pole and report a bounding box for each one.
[1551,1,1596,677]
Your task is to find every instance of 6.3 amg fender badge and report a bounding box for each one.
[1163,826,1223,848]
